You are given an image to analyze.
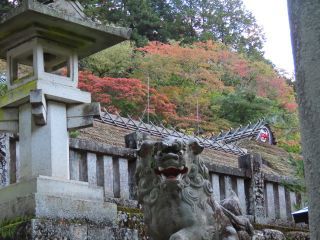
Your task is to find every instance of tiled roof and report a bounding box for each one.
[77,121,297,178]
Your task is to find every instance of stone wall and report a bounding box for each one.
[0,133,307,239]
[0,218,139,240]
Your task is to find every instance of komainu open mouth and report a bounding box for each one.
[154,166,188,181]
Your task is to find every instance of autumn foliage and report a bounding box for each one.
[78,71,176,121]
[79,40,298,146]
[136,41,297,113]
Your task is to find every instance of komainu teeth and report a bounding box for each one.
[158,167,164,171]
[179,166,184,170]
[177,174,182,180]
[161,174,166,181]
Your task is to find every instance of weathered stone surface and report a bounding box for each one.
[262,229,284,240]
[118,208,145,239]
[265,182,275,220]
[0,133,9,187]
[0,0,131,60]
[0,218,140,240]
[285,231,310,240]
[67,102,101,130]
[135,138,254,240]
[212,173,221,202]
[0,108,19,132]
[113,227,139,240]
[87,152,98,185]
[87,225,114,240]
[250,154,265,223]
[237,177,247,215]
[0,176,117,224]
[103,155,114,197]
[19,101,70,180]
[221,191,243,216]
[30,89,47,125]
[32,219,88,240]
[278,185,287,220]
[253,230,265,240]
[119,158,130,199]
[70,138,136,159]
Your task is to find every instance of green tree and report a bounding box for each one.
[217,90,274,124]
[79,0,265,55]
[79,0,164,46]
[80,41,135,77]
[201,0,265,58]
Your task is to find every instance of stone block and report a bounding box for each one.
[0,218,137,240]
[67,102,101,130]
[35,194,117,225]
[211,174,220,201]
[0,176,112,223]
[87,152,97,185]
[69,150,80,181]
[103,155,114,197]
[0,108,19,132]
[237,178,247,214]
[32,219,88,240]
[278,185,287,219]
[1,219,140,240]
[119,158,129,199]
[67,116,94,130]
[87,225,115,240]
[290,191,297,211]
[114,228,139,240]
[262,229,285,240]
[19,101,69,180]
[265,182,276,219]
[225,176,233,199]
[30,89,47,125]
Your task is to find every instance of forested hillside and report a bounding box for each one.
[79,40,299,153]
[0,0,300,155]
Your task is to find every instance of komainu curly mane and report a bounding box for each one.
[135,137,253,240]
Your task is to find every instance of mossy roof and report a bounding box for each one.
[78,121,298,178]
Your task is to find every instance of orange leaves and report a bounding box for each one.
[137,41,221,63]
[79,39,297,135]
[135,41,227,90]
[78,71,176,120]
[135,40,298,132]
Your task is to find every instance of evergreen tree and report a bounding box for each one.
[79,0,265,57]
[79,0,163,46]
[201,0,265,58]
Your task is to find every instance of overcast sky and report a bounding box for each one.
[243,0,294,77]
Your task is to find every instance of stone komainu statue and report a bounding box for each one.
[135,137,254,240]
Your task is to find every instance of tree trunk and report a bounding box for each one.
[288,1,320,238]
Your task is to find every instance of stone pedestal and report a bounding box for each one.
[0,176,117,224]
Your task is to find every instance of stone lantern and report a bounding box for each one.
[0,0,130,235]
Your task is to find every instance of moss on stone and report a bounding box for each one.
[117,206,147,238]
[117,206,142,215]
[253,223,309,233]
[0,216,33,239]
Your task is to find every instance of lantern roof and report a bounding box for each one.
[0,0,131,59]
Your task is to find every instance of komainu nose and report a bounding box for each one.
[162,153,179,161]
